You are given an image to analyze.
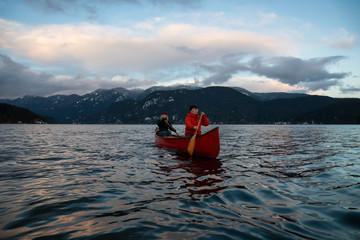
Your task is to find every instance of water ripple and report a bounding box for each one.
[0,124,359,239]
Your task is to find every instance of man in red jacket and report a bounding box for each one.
[185,105,210,137]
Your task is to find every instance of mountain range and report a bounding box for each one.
[1,86,359,124]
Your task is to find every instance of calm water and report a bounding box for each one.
[0,124,359,240]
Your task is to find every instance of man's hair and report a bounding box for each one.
[189,105,198,112]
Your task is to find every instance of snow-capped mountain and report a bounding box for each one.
[0,87,141,123]
[0,86,202,123]
[1,86,359,124]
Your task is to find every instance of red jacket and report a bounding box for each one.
[185,113,210,137]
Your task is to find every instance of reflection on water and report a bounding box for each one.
[0,124,359,239]
[159,154,226,200]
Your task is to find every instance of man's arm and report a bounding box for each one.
[201,112,210,126]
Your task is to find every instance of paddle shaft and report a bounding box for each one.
[187,114,203,156]
[164,119,179,136]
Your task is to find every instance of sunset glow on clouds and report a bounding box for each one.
[0,0,359,98]
[1,20,291,70]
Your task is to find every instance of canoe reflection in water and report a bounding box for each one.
[158,153,227,201]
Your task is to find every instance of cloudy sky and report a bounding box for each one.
[0,0,359,98]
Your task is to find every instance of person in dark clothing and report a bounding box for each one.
[157,112,177,137]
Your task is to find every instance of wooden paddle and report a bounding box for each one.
[164,119,179,136]
[187,114,203,156]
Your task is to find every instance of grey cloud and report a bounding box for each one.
[0,54,155,98]
[22,0,200,19]
[340,86,360,93]
[299,80,339,91]
[250,56,347,84]
[149,0,202,9]
[0,54,66,98]
[200,54,349,91]
[23,0,89,14]
[22,0,138,19]
[170,45,200,55]
[249,56,349,91]
[199,53,249,85]
[107,76,157,89]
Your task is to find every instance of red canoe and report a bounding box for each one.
[155,127,220,158]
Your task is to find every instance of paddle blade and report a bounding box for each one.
[187,135,196,156]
